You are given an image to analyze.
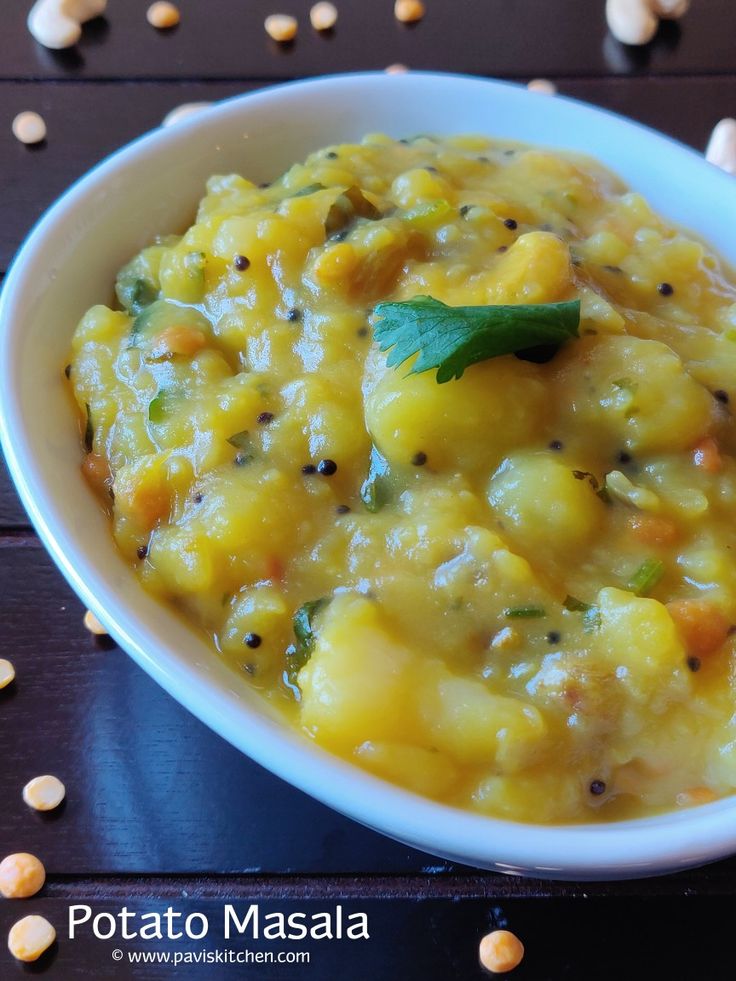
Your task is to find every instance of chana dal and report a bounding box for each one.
[68,134,736,823]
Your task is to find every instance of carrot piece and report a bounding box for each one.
[692,436,722,473]
[628,513,678,546]
[265,555,285,582]
[81,452,111,494]
[153,325,206,358]
[666,599,731,658]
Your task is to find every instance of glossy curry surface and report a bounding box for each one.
[69,134,736,822]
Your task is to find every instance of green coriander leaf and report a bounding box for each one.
[372,296,580,383]
[285,597,331,689]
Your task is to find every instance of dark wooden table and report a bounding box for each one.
[2,1,736,976]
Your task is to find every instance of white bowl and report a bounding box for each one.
[3,72,736,880]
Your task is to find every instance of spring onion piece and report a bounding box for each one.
[360,445,391,513]
[504,606,546,619]
[627,559,665,597]
[83,403,93,453]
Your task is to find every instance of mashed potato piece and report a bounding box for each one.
[69,134,736,822]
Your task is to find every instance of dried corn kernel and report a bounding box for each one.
[0,854,46,899]
[8,915,55,962]
[23,775,66,812]
[83,609,108,636]
[147,1,180,29]
[12,111,46,145]
[479,929,525,974]
[394,0,425,22]
[310,2,337,30]
[264,13,298,41]
[0,658,15,689]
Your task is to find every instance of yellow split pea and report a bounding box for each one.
[68,133,736,825]
[8,915,55,963]
[264,13,298,41]
[0,853,46,899]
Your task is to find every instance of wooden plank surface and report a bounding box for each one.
[2,0,735,81]
[2,75,736,273]
[2,0,736,976]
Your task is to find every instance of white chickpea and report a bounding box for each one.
[12,111,47,145]
[23,775,66,812]
[0,658,15,688]
[605,0,658,45]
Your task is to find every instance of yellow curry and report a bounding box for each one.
[68,134,736,823]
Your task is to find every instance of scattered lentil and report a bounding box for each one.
[0,853,46,899]
[12,111,46,145]
[146,1,180,29]
[162,102,211,127]
[394,0,425,22]
[0,658,15,689]
[244,633,262,649]
[83,610,108,636]
[7,915,55,963]
[705,118,736,176]
[478,929,525,975]
[23,775,65,812]
[264,13,298,41]
[527,78,557,95]
[317,458,338,475]
[310,1,338,31]
[233,254,251,271]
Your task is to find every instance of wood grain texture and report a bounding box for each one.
[1,895,735,979]
[1,2,736,974]
[2,75,736,274]
[2,0,735,81]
